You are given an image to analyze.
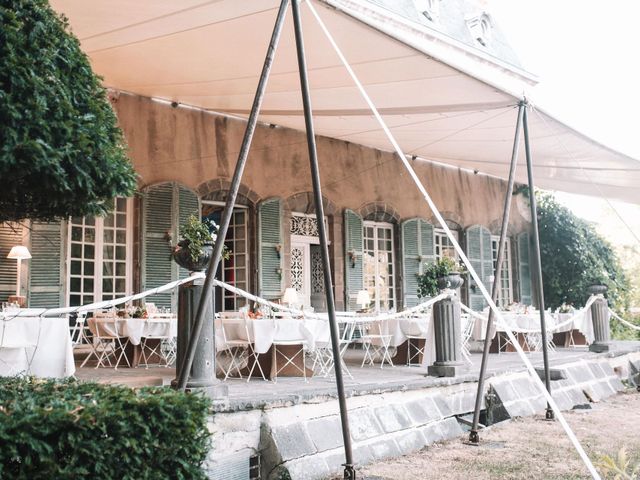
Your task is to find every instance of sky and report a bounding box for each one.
[488,0,640,248]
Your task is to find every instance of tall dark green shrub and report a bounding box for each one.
[0,378,211,479]
[0,0,137,222]
[537,193,628,313]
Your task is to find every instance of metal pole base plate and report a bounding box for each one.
[343,464,356,480]
[467,430,480,445]
[545,408,555,421]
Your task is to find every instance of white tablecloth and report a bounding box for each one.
[472,308,595,344]
[88,316,177,346]
[0,316,75,378]
[216,317,329,354]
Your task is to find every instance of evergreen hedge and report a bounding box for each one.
[0,377,211,479]
[0,0,137,222]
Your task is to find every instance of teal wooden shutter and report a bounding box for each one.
[258,198,283,300]
[344,209,363,311]
[142,183,175,309]
[518,232,532,305]
[466,225,491,311]
[0,223,22,302]
[177,185,200,280]
[402,219,434,307]
[29,221,64,308]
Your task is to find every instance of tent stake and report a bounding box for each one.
[468,101,525,444]
[176,0,290,391]
[291,1,356,478]
[523,104,554,420]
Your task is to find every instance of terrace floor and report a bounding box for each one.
[74,341,640,411]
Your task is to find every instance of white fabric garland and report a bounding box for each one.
[609,308,640,331]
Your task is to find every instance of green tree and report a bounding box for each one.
[537,193,629,313]
[0,0,137,222]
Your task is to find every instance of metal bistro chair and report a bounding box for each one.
[360,318,394,369]
[402,313,430,366]
[219,312,267,382]
[271,318,309,382]
[460,313,475,365]
[81,312,131,369]
[311,316,355,379]
[139,313,177,368]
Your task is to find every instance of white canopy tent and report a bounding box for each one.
[50,0,639,204]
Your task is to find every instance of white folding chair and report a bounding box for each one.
[311,318,354,379]
[402,314,430,366]
[460,313,475,365]
[81,312,131,369]
[69,312,91,346]
[139,313,177,368]
[360,319,394,368]
[272,319,309,382]
[218,314,267,382]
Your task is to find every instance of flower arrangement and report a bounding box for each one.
[417,256,467,298]
[172,215,230,263]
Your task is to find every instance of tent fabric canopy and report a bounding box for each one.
[51,0,640,204]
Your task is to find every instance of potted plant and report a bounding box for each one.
[417,256,466,298]
[172,215,230,272]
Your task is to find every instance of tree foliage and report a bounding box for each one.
[537,193,628,312]
[0,0,137,222]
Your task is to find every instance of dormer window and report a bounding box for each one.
[414,0,440,22]
[467,12,493,47]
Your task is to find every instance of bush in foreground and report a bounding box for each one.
[0,377,211,479]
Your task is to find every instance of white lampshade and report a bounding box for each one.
[7,246,31,260]
[283,287,299,305]
[356,289,371,308]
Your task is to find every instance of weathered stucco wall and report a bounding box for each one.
[114,92,529,233]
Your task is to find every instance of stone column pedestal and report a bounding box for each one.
[172,278,228,399]
[428,294,464,377]
[589,296,610,353]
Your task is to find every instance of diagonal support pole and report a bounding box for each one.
[468,101,524,443]
[176,0,290,391]
[523,104,554,419]
[291,1,355,478]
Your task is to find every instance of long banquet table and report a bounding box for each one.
[0,315,75,377]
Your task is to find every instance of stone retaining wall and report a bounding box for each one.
[202,352,639,480]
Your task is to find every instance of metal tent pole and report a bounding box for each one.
[291,1,355,478]
[176,0,290,391]
[523,104,554,420]
[468,101,524,443]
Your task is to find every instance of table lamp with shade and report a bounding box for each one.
[283,287,299,308]
[356,289,371,312]
[7,246,31,308]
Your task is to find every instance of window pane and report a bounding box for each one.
[71,244,82,258]
[103,262,113,276]
[70,277,81,292]
[85,217,95,226]
[102,279,113,293]
[84,261,94,276]
[116,230,126,243]
[84,228,95,243]
[84,245,94,259]
[115,279,125,293]
[103,246,114,259]
[70,261,81,275]
[83,278,93,293]
[116,214,126,228]
[116,262,126,276]
[104,215,114,227]
[104,229,114,243]
[71,227,82,241]
[115,246,126,260]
